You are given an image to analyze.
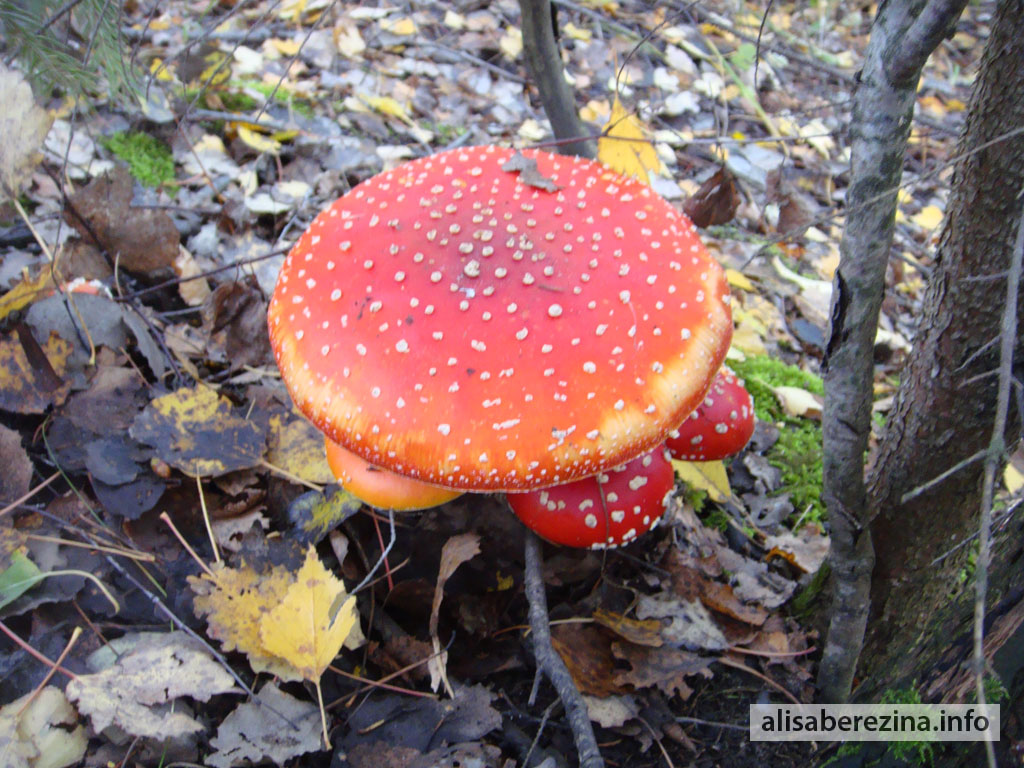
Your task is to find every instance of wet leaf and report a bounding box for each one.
[0,423,32,505]
[683,167,739,227]
[0,330,73,414]
[66,631,238,740]
[207,682,322,768]
[130,385,265,477]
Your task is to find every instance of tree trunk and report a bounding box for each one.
[817,0,967,702]
[858,0,1024,719]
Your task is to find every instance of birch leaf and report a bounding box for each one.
[259,546,359,682]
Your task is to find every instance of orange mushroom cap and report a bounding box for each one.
[324,436,462,510]
[268,146,732,493]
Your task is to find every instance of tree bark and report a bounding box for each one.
[818,0,967,703]
[858,0,1024,706]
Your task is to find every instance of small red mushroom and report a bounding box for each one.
[507,445,675,549]
[665,367,754,462]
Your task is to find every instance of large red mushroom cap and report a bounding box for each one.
[666,367,755,461]
[507,445,675,549]
[268,146,732,493]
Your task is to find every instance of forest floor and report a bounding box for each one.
[0,0,995,766]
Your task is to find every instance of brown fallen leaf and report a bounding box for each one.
[551,623,624,698]
[611,642,713,699]
[0,422,32,506]
[683,167,740,227]
[66,166,180,276]
[201,279,274,369]
[429,532,481,695]
[592,608,664,648]
[700,581,769,627]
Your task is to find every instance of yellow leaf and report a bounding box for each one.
[381,16,417,36]
[268,38,301,56]
[130,386,264,477]
[598,97,658,184]
[730,324,766,356]
[912,205,944,231]
[334,24,366,58]
[562,22,592,41]
[672,459,732,503]
[148,58,175,82]
[770,385,823,419]
[267,413,335,484]
[362,95,414,125]
[725,268,753,292]
[1005,463,1024,494]
[196,51,231,87]
[0,269,54,322]
[237,125,281,154]
[260,547,359,682]
[443,10,466,29]
[191,561,302,681]
[500,27,524,60]
[579,98,610,123]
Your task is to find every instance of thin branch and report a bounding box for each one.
[900,450,988,504]
[886,0,970,87]
[973,186,1024,768]
[523,531,604,768]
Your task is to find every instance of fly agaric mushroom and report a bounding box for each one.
[507,444,674,548]
[268,145,733,536]
[666,367,754,462]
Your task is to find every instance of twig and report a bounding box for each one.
[350,508,396,595]
[0,620,77,680]
[0,472,59,517]
[900,450,988,504]
[973,186,1024,768]
[675,715,749,732]
[18,627,82,716]
[523,531,604,768]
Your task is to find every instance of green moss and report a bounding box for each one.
[701,508,731,533]
[729,356,825,523]
[218,89,260,112]
[100,131,175,188]
[789,561,830,620]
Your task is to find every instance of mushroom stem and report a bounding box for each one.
[523,531,605,768]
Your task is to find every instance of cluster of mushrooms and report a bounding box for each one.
[268,146,754,549]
